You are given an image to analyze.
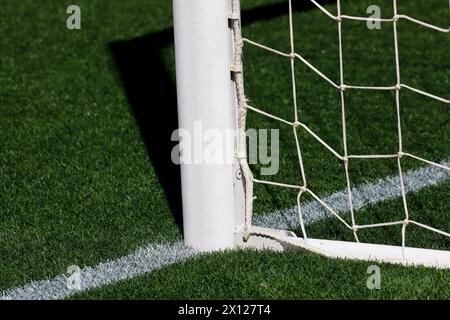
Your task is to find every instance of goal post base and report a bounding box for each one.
[234,226,296,251]
[236,227,450,269]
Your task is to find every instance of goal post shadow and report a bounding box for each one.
[110,29,184,233]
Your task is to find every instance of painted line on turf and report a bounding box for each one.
[1,161,448,300]
[0,241,196,300]
[254,160,450,230]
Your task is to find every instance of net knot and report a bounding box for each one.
[398,151,404,158]
[336,15,342,23]
[340,84,346,91]
[293,121,301,128]
[393,15,400,22]
[352,225,359,232]
[300,186,307,192]
[228,12,240,21]
[403,219,410,226]
[395,84,401,91]
[235,39,244,48]
[289,53,296,60]
[236,151,247,159]
[230,63,243,73]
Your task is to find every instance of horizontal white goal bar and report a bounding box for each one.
[245,227,450,269]
[299,238,450,269]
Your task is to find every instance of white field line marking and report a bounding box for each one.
[1,242,196,300]
[254,160,450,230]
[1,161,448,300]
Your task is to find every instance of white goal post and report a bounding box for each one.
[172,0,243,251]
[172,0,450,268]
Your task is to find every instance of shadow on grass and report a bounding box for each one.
[109,0,333,233]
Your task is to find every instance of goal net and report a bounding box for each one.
[173,0,450,268]
[229,0,450,268]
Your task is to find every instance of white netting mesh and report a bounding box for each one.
[230,0,450,253]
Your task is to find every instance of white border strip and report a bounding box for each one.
[254,161,449,230]
[1,242,196,300]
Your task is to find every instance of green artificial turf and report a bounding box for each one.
[74,180,450,299]
[0,0,181,290]
[73,249,450,300]
[0,0,449,298]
